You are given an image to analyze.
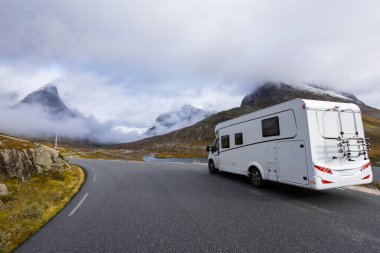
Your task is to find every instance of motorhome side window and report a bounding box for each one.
[235,133,243,145]
[221,135,230,149]
[262,116,280,137]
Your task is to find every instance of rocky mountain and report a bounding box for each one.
[143,104,215,137]
[15,84,76,118]
[116,82,380,162]
[241,82,366,108]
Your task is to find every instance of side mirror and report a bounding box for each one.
[205,145,210,152]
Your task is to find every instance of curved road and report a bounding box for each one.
[17,159,380,252]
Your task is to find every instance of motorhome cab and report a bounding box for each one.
[206,99,373,190]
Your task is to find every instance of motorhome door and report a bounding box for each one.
[277,140,309,185]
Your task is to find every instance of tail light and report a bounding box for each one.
[314,165,333,174]
[361,162,371,171]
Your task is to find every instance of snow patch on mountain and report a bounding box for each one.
[291,83,358,101]
[143,104,215,137]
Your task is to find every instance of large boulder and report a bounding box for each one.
[0,144,63,179]
[34,145,61,168]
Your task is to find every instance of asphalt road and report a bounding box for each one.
[17,159,380,253]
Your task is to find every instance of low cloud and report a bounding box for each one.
[0,104,140,144]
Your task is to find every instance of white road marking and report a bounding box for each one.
[68,193,89,217]
[337,187,346,191]
[93,174,96,182]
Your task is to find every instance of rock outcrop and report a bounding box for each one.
[0,184,8,196]
[0,144,64,179]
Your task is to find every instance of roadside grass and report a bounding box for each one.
[0,165,84,253]
[151,143,208,159]
[154,153,175,159]
[153,150,206,159]
[59,146,146,161]
[363,112,380,164]
[365,181,380,191]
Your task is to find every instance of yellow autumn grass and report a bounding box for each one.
[0,165,84,252]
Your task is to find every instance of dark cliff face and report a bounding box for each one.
[16,84,76,118]
[241,82,367,110]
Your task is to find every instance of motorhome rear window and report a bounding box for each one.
[235,133,243,145]
[221,135,230,148]
[262,116,280,137]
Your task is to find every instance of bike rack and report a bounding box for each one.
[328,106,370,161]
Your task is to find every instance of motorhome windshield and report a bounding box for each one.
[213,138,219,152]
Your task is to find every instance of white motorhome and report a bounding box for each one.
[206,99,372,190]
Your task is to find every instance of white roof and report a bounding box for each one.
[302,99,360,111]
[215,98,360,131]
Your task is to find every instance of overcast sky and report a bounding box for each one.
[1,0,379,135]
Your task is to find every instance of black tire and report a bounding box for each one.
[249,167,264,187]
[208,160,218,174]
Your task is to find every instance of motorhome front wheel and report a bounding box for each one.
[208,160,218,174]
[249,168,264,187]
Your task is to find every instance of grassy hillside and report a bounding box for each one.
[0,134,36,150]
[363,112,380,164]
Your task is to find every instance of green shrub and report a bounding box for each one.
[23,203,43,219]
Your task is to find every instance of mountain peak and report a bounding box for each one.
[16,84,76,118]
[241,82,366,108]
[39,83,58,95]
